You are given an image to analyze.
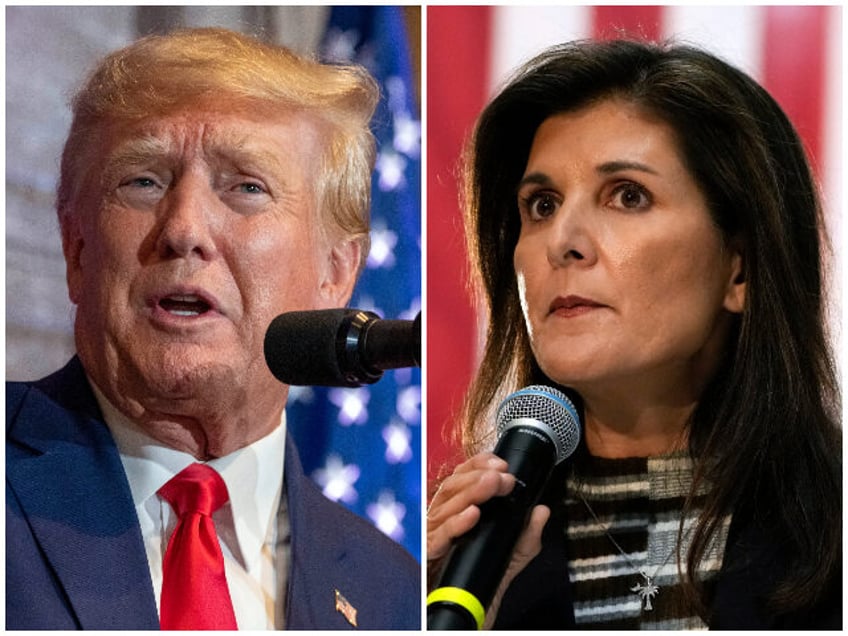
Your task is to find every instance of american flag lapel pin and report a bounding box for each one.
[334,589,358,627]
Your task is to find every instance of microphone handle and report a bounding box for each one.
[427,424,556,629]
[427,603,477,630]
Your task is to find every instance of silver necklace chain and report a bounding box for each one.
[576,490,679,612]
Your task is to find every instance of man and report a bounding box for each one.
[7,28,420,630]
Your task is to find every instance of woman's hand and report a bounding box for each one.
[426,452,550,628]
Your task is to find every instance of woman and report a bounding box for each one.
[427,39,841,629]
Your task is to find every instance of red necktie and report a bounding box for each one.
[158,463,238,630]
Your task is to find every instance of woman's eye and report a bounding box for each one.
[611,183,652,210]
[521,192,560,220]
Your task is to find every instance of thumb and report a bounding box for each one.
[511,504,551,567]
[484,504,551,629]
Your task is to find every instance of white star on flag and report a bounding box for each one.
[313,454,360,504]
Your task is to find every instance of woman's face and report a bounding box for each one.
[513,98,745,404]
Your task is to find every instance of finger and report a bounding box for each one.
[435,467,515,508]
[512,505,551,563]
[428,464,514,524]
[451,452,509,475]
[482,506,552,630]
[426,504,480,560]
[427,460,518,562]
[427,453,521,562]
[426,475,510,551]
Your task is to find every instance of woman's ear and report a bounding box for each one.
[723,240,746,314]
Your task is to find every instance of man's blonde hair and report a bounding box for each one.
[58,27,379,262]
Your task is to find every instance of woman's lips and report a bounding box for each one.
[549,295,607,318]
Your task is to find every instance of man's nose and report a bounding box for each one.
[154,176,219,261]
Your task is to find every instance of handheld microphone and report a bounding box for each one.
[427,385,581,630]
[264,308,421,387]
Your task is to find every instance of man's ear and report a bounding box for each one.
[61,211,85,305]
[723,241,746,314]
[318,236,363,308]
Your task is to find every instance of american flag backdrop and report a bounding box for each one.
[427,6,843,488]
[286,6,422,561]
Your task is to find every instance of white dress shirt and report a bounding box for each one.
[92,384,286,630]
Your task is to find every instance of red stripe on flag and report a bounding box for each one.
[427,6,492,486]
[762,6,828,171]
[592,6,664,41]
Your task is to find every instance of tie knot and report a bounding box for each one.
[158,463,229,517]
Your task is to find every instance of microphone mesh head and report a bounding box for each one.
[495,385,581,464]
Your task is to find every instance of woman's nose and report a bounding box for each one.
[546,198,598,268]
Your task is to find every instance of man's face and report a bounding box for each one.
[64,106,359,432]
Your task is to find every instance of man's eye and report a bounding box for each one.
[237,183,266,194]
[126,177,159,188]
[114,174,165,208]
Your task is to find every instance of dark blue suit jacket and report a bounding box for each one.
[7,358,421,630]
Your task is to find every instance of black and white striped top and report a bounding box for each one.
[564,452,731,630]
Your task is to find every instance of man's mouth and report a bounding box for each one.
[158,294,212,317]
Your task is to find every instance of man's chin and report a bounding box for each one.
[115,345,244,401]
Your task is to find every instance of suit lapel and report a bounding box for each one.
[283,435,357,630]
[7,362,159,629]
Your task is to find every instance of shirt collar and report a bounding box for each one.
[90,380,286,573]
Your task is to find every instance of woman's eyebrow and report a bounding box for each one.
[517,160,659,191]
[516,171,554,193]
[596,160,659,175]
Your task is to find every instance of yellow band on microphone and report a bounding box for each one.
[426,586,485,630]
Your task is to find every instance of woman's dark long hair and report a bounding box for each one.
[460,39,840,618]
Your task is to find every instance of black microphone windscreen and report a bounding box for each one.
[265,308,420,387]
[264,308,352,386]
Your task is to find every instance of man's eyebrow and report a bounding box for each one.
[219,140,283,171]
[103,135,284,173]
[596,160,659,176]
[105,136,172,167]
